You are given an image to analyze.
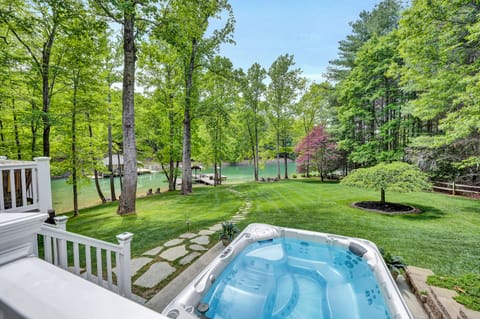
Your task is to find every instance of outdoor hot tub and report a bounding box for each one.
[162,223,413,319]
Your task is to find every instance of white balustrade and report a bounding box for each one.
[36,217,133,298]
[1,156,133,299]
[0,156,52,214]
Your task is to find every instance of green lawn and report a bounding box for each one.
[64,187,243,256]
[64,179,480,276]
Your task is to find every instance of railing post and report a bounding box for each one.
[116,232,133,298]
[33,157,52,214]
[54,215,68,231]
[54,215,68,269]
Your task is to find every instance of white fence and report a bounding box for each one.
[35,217,133,298]
[0,156,52,214]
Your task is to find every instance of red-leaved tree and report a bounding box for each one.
[295,125,338,181]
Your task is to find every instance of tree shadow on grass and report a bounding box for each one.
[398,204,446,220]
[295,179,339,185]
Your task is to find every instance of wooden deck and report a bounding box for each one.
[194,174,227,186]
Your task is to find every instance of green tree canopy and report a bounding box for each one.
[341,161,431,203]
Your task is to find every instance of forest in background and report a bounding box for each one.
[0,0,478,215]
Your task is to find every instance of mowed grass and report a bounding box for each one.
[65,179,480,276]
[64,187,243,256]
[230,179,480,276]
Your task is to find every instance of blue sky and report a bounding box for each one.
[218,0,382,82]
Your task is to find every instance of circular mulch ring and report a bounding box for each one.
[352,201,420,215]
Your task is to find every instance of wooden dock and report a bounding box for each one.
[194,174,227,186]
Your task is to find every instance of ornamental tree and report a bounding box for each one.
[340,162,431,203]
[295,125,338,181]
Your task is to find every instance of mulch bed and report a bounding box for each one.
[353,201,420,215]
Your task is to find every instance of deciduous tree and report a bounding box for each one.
[341,161,431,203]
[295,125,338,181]
[267,54,304,179]
[238,63,267,181]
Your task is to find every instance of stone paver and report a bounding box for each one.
[198,229,215,235]
[134,262,176,288]
[146,242,224,312]
[160,245,189,261]
[114,257,152,276]
[179,232,197,239]
[232,216,246,221]
[189,244,207,251]
[209,224,222,231]
[142,246,164,256]
[179,252,201,266]
[191,235,210,245]
[164,238,184,247]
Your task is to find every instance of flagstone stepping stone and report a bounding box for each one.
[134,262,176,288]
[179,252,201,266]
[199,229,215,236]
[209,224,222,231]
[189,244,208,251]
[143,246,164,256]
[160,245,188,261]
[113,257,152,276]
[164,238,184,247]
[232,216,246,221]
[180,232,197,239]
[191,235,210,245]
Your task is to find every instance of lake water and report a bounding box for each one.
[52,161,297,213]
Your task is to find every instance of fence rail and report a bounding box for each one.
[34,217,133,298]
[432,181,480,196]
[0,156,52,214]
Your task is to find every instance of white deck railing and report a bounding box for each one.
[34,217,133,298]
[0,156,52,214]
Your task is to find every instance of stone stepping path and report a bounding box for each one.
[131,187,252,295]
[134,262,176,288]
[160,245,188,261]
[143,246,164,256]
[191,236,209,245]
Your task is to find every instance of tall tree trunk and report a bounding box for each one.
[107,81,116,201]
[41,23,56,157]
[276,131,281,179]
[218,125,222,186]
[87,113,106,203]
[117,150,123,191]
[173,161,179,190]
[71,79,79,217]
[168,109,176,191]
[246,123,256,180]
[283,132,288,179]
[254,109,259,181]
[108,123,116,200]
[117,7,137,215]
[0,119,4,143]
[181,38,197,195]
[12,98,22,159]
[30,100,38,158]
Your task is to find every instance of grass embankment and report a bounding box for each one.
[65,179,479,307]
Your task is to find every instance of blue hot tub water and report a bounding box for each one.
[199,238,392,319]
